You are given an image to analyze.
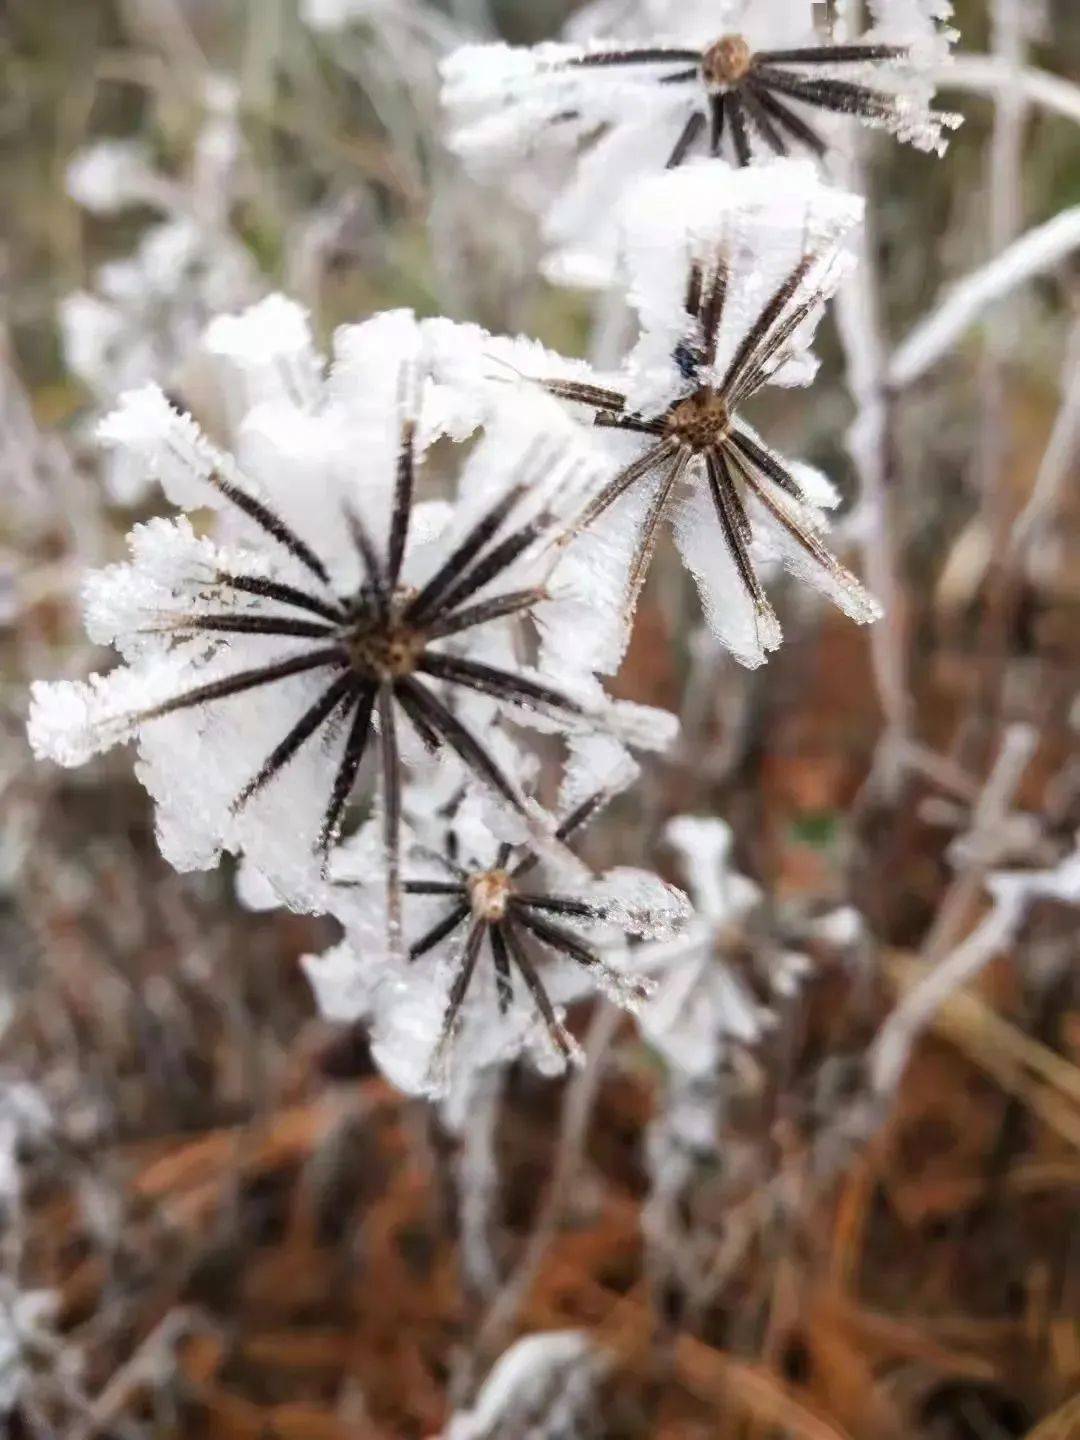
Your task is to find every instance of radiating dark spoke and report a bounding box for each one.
[566,46,700,68]
[719,256,813,399]
[742,461,854,582]
[700,258,730,369]
[317,680,377,852]
[741,84,787,155]
[378,686,405,957]
[233,671,356,812]
[754,44,907,66]
[393,679,444,755]
[594,412,667,437]
[386,414,416,591]
[432,917,488,1061]
[501,922,575,1061]
[344,503,390,616]
[149,613,335,642]
[709,93,726,156]
[429,518,549,620]
[513,894,595,919]
[726,427,804,501]
[748,83,827,157]
[409,902,470,962]
[666,108,706,168]
[417,652,586,722]
[729,285,827,407]
[755,67,898,121]
[623,449,687,615]
[207,469,329,586]
[543,379,628,414]
[426,587,546,640]
[396,678,529,819]
[728,94,753,166]
[707,450,770,615]
[562,439,678,544]
[405,880,467,896]
[658,67,700,86]
[135,647,345,727]
[512,788,608,881]
[217,574,346,624]
[406,482,530,624]
[685,258,703,321]
[515,907,601,971]
[489,925,515,1014]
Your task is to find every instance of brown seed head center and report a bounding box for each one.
[468,869,514,922]
[346,620,426,680]
[666,389,731,453]
[702,33,753,88]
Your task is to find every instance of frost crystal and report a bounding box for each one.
[307,764,689,1097]
[441,0,958,287]
[29,304,655,927]
[444,1330,608,1440]
[464,163,880,671]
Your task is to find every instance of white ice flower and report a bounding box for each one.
[450,163,879,673]
[30,304,670,929]
[308,770,689,1097]
[442,0,959,288]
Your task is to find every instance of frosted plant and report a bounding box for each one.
[60,80,258,502]
[455,162,880,670]
[308,752,689,1095]
[444,1330,609,1440]
[0,1283,57,1418]
[27,304,650,932]
[442,0,958,285]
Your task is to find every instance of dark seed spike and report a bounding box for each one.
[543,378,627,414]
[740,83,788,155]
[755,67,900,121]
[488,925,515,1014]
[386,412,416,592]
[727,94,753,166]
[706,449,770,612]
[753,44,909,66]
[232,671,357,813]
[658,67,700,86]
[404,880,467,896]
[205,468,330,586]
[700,257,730,368]
[623,449,687,616]
[565,46,701,68]
[514,907,602,972]
[500,921,576,1061]
[416,652,586,723]
[395,678,529,819]
[719,256,814,400]
[709,92,726,156]
[426,518,547,620]
[495,841,514,868]
[410,839,468,881]
[512,894,595,919]
[666,108,706,168]
[426,587,546,641]
[559,439,678,546]
[431,917,488,1064]
[744,463,865,591]
[725,427,805,501]
[392,680,444,755]
[405,482,530,624]
[409,902,470,962]
[344,503,390,615]
[511,787,607,882]
[747,82,828,157]
[145,613,336,643]
[217,573,346,624]
[134,646,345,727]
[378,687,405,957]
[594,413,667,437]
[728,283,827,407]
[685,258,704,321]
[317,681,377,853]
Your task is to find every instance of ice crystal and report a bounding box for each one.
[29,304,650,928]
[442,0,958,287]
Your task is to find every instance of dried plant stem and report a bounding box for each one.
[461,1002,622,1399]
[936,56,1080,128]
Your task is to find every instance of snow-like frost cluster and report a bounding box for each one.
[442,0,959,287]
[33,0,964,1102]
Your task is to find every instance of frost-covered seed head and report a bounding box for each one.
[468,867,513,921]
[665,389,731,453]
[702,34,752,88]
